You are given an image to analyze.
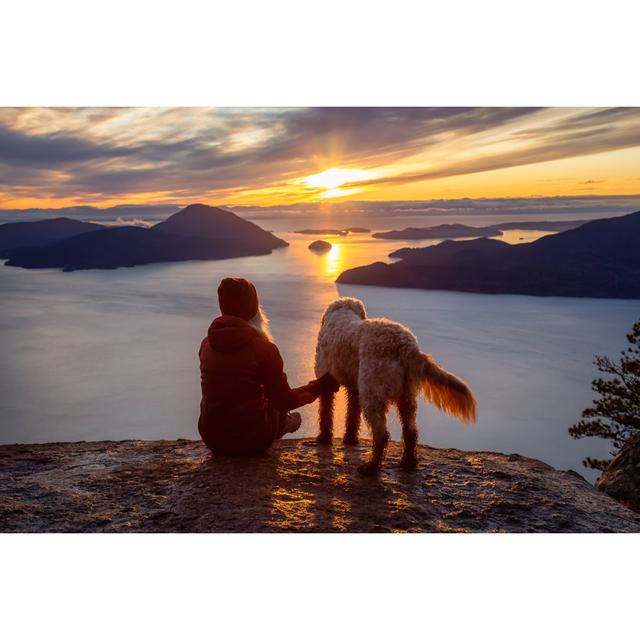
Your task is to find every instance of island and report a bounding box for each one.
[1,438,638,532]
[496,219,588,231]
[3,204,288,271]
[295,228,349,236]
[308,239,332,253]
[0,217,103,257]
[372,224,503,239]
[337,210,640,299]
[371,219,591,241]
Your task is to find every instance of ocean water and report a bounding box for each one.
[1,226,639,482]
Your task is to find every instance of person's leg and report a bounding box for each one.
[274,409,302,439]
[199,409,273,456]
[199,405,302,457]
[199,413,241,456]
[198,414,216,451]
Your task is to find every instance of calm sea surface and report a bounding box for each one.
[1,215,638,482]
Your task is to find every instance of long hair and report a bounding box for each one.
[248,305,274,342]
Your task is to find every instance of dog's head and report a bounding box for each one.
[321,297,367,325]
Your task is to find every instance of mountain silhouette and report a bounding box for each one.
[372,224,503,239]
[154,203,287,251]
[373,220,587,240]
[495,219,587,231]
[338,211,640,298]
[0,217,103,257]
[4,205,288,271]
[5,226,282,270]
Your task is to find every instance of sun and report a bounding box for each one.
[299,167,374,197]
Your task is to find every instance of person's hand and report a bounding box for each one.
[316,372,340,393]
[298,389,319,404]
[301,373,340,404]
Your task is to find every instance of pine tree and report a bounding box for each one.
[569,319,640,470]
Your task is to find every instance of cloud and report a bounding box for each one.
[0,107,639,205]
[91,216,154,228]
[3,195,639,226]
[337,124,640,190]
[0,123,136,165]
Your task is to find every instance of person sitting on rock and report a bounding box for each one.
[198,277,336,456]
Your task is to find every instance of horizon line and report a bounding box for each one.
[2,192,640,214]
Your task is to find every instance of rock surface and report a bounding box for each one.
[597,433,640,513]
[1,438,639,533]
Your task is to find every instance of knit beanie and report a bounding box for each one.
[217,277,259,320]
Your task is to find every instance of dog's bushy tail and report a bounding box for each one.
[412,353,477,423]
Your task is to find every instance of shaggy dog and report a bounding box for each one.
[314,298,477,475]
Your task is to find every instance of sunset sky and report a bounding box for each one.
[1,107,639,209]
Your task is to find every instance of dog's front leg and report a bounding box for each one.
[316,390,335,444]
[343,387,361,445]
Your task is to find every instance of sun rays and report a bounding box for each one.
[297,167,375,199]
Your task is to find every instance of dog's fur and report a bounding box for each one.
[314,297,477,474]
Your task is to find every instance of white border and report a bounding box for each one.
[2,0,639,106]
[2,533,639,639]
[1,1,639,637]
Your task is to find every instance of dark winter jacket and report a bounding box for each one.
[198,315,318,453]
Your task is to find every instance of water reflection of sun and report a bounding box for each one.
[325,243,342,277]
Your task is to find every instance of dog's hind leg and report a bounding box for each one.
[343,387,361,445]
[358,399,389,475]
[397,392,419,470]
[316,390,335,444]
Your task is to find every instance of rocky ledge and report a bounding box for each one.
[1,438,639,533]
[597,433,640,514]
